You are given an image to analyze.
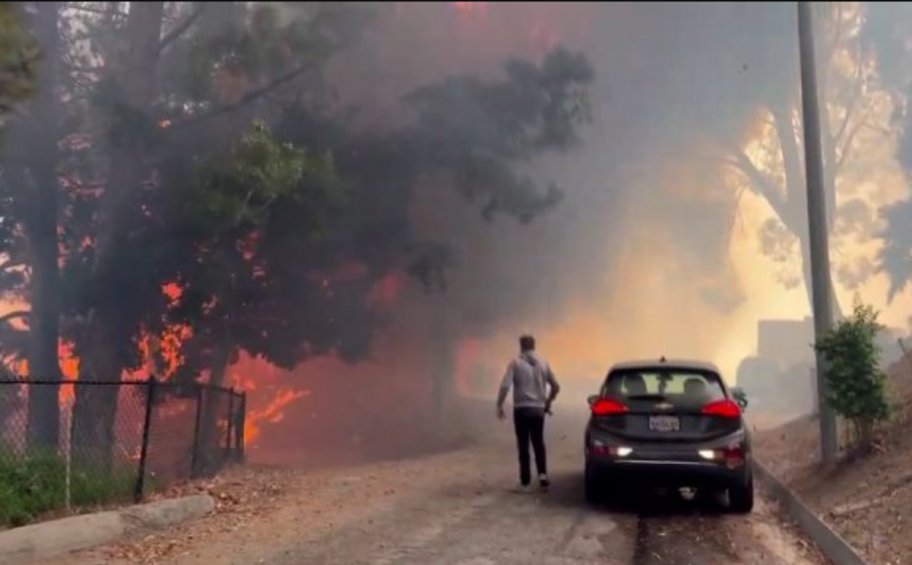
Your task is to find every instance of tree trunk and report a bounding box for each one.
[72,2,164,469]
[195,335,232,476]
[769,102,844,323]
[22,2,62,451]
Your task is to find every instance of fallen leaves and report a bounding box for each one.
[88,465,297,564]
[753,367,912,565]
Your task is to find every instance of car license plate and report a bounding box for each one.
[648,415,680,432]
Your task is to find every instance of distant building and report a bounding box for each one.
[738,318,815,421]
[757,317,814,369]
[738,316,904,423]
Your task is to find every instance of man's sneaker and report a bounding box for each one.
[515,482,531,493]
[539,474,550,489]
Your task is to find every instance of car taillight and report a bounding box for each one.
[721,445,746,468]
[589,442,632,458]
[698,444,746,469]
[701,399,741,418]
[591,398,628,416]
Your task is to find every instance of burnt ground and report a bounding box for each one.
[33,410,826,565]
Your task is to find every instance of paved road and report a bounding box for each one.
[261,446,821,565]
[45,413,825,565]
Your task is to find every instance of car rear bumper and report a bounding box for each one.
[586,457,748,488]
[585,429,751,489]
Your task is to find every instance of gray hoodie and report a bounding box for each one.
[497,351,561,411]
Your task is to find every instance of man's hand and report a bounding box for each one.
[544,401,553,415]
[497,406,506,421]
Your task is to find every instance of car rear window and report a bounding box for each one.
[600,368,726,405]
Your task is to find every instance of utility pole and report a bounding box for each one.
[797,1,838,464]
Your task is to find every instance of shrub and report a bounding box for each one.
[814,303,890,451]
[0,449,136,527]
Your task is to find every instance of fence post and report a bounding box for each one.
[236,391,246,462]
[225,388,235,460]
[190,384,204,478]
[134,376,157,503]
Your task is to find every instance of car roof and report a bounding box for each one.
[606,358,722,374]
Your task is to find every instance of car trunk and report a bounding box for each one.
[592,396,741,442]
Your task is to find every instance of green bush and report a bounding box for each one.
[814,303,890,450]
[0,449,136,527]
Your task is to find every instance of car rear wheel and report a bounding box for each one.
[728,473,754,514]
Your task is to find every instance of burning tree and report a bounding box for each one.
[60,2,374,464]
[0,1,69,450]
[711,3,893,318]
[865,3,912,302]
[0,1,374,458]
[0,1,596,464]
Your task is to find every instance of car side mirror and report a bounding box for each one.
[731,386,748,410]
[587,394,600,407]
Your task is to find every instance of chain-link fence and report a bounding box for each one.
[0,378,245,527]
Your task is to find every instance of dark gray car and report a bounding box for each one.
[583,357,753,513]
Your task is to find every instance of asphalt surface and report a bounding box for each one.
[258,414,823,565]
[43,411,826,565]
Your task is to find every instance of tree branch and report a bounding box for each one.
[169,61,321,131]
[836,110,872,169]
[829,3,845,61]
[67,4,127,17]
[771,103,804,195]
[0,310,29,325]
[157,4,207,54]
[0,259,26,272]
[724,148,792,225]
[835,54,866,143]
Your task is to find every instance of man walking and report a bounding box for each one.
[497,334,561,490]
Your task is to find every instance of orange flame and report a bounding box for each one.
[452,2,487,17]
[244,388,309,444]
[366,272,408,310]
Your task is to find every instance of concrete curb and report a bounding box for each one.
[0,494,215,564]
[753,460,867,565]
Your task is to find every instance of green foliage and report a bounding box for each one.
[0,0,595,393]
[405,46,593,160]
[0,449,136,527]
[163,2,374,109]
[814,303,890,446]
[403,45,593,223]
[0,3,38,115]
[192,120,342,232]
[164,120,357,377]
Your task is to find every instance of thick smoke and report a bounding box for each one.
[281,1,912,429]
[317,3,795,369]
[10,2,912,464]
[245,2,808,459]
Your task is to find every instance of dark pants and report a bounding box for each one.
[513,407,547,485]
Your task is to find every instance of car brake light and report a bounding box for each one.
[591,398,628,416]
[721,445,746,469]
[701,399,741,418]
[698,444,746,469]
[589,442,632,458]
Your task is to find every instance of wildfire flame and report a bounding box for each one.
[452,2,487,17]
[244,388,310,444]
[4,1,577,456]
